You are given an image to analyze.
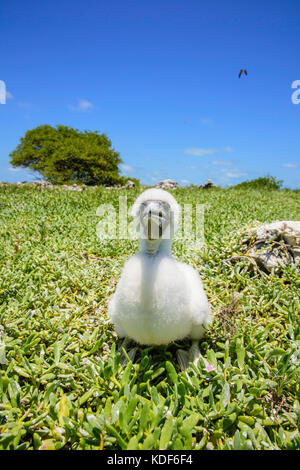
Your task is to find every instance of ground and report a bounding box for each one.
[0,184,299,450]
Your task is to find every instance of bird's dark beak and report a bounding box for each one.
[139,200,171,240]
[147,210,163,240]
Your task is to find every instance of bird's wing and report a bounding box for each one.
[244,69,248,75]
[238,70,242,78]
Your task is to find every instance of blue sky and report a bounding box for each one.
[1,0,300,187]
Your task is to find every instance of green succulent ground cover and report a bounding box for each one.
[0,184,299,450]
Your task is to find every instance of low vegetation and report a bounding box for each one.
[0,184,299,450]
[233,175,283,191]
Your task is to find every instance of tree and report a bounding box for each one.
[9,125,128,186]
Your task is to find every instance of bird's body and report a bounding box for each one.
[109,248,210,346]
[108,188,211,368]
[239,68,248,78]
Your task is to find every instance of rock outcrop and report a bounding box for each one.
[199,179,217,189]
[155,179,179,190]
[245,221,300,271]
[125,180,135,188]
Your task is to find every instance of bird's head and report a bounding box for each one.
[139,199,171,240]
[131,188,180,253]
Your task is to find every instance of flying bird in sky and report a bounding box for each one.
[239,69,248,78]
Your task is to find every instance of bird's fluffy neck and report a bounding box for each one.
[140,238,172,256]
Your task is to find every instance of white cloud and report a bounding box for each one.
[184,146,233,157]
[211,159,233,165]
[184,147,217,156]
[200,118,213,126]
[6,90,13,100]
[120,164,134,172]
[68,98,94,112]
[284,163,299,168]
[8,167,22,172]
[181,179,190,184]
[224,170,247,178]
[17,101,34,109]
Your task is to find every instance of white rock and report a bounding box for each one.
[155,179,179,189]
[125,180,135,188]
[247,221,300,271]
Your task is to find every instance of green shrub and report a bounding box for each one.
[233,175,283,190]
